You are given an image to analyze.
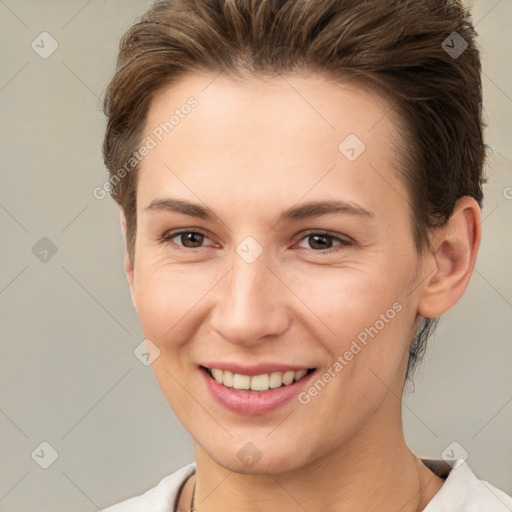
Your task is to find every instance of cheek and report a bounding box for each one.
[131,261,213,414]
[285,261,415,388]
[285,264,405,339]
[132,258,218,342]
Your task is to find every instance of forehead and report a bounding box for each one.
[144,71,398,142]
[138,71,407,219]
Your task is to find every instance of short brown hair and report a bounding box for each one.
[102,0,486,379]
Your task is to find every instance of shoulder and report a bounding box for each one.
[423,459,512,511]
[102,462,196,512]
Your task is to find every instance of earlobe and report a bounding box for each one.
[417,197,482,318]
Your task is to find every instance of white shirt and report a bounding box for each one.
[102,459,512,511]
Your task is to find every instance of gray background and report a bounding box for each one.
[0,0,511,510]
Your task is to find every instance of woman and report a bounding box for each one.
[101,0,512,510]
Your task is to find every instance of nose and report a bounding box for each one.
[209,247,290,347]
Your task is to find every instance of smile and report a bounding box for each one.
[203,366,316,392]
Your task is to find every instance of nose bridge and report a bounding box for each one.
[211,242,288,345]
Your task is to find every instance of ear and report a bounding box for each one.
[120,209,137,311]
[417,197,482,318]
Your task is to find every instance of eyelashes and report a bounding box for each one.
[160,229,354,253]
[161,230,215,249]
[296,230,354,252]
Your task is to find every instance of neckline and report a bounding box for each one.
[172,459,455,511]
[421,458,454,480]
[173,465,196,512]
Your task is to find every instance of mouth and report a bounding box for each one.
[200,365,316,393]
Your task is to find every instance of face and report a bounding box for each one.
[125,71,425,474]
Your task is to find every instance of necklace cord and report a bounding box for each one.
[188,480,196,512]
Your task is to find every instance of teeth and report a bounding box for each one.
[211,368,223,384]
[269,372,282,389]
[222,370,234,388]
[293,369,308,381]
[232,373,250,390]
[208,367,311,392]
[282,370,295,385]
[250,373,269,391]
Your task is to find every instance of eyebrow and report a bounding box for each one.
[144,198,375,222]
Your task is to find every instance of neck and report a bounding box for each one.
[179,405,444,512]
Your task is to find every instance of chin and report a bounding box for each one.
[213,451,301,476]
[197,432,323,477]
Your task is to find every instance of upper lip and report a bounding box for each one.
[200,362,315,377]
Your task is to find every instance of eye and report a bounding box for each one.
[162,229,216,249]
[296,231,353,252]
[161,229,353,252]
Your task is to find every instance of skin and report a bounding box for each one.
[121,71,481,512]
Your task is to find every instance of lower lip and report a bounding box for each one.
[201,367,316,415]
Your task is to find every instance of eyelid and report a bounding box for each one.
[294,230,354,250]
[298,229,353,242]
[162,228,216,248]
[161,228,354,251]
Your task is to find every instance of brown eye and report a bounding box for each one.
[163,230,214,249]
[307,234,334,250]
[178,232,204,248]
[297,231,352,252]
